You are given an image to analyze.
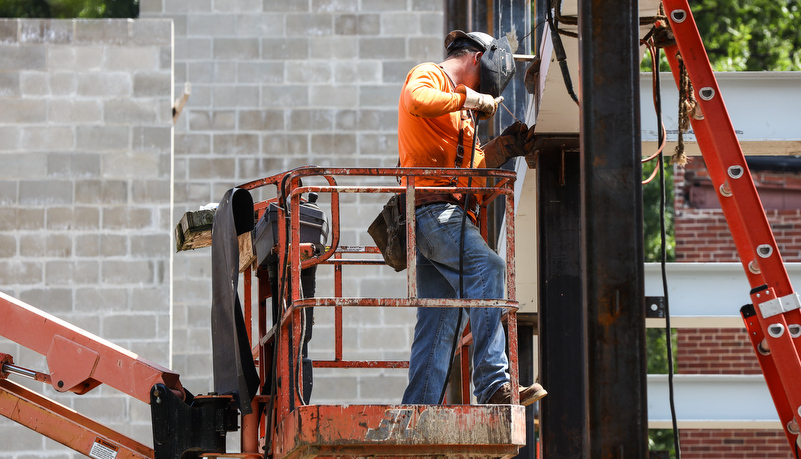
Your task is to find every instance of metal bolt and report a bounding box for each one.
[57,380,64,388]
[671,10,687,23]
[757,244,773,258]
[769,323,785,338]
[748,260,761,275]
[728,165,744,179]
[699,87,715,101]
[719,181,732,197]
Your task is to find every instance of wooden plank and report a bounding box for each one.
[174,209,215,252]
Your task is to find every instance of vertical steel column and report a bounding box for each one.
[578,0,648,457]
[538,150,586,458]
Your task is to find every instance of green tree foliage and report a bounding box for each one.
[0,0,138,19]
[691,0,801,71]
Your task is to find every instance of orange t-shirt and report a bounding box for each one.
[397,63,486,191]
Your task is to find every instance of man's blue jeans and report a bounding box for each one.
[401,202,510,404]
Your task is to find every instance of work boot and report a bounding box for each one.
[487,382,548,407]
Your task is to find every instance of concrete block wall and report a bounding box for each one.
[140,0,445,408]
[0,18,173,458]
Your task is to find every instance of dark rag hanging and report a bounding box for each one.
[211,187,259,414]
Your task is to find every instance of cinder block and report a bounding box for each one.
[102,260,154,285]
[419,11,443,33]
[46,206,100,230]
[49,72,77,95]
[19,234,46,256]
[0,99,46,123]
[74,19,129,44]
[186,62,213,83]
[47,44,103,70]
[175,37,211,60]
[46,152,101,179]
[408,35,442,61]
[19,287,73,313]
[311,133,356,155]
[238,109,283,131]
[188,110,236,131]
[212,85,259,108]
[75,180,127,204]
[334,14,356,35]
[381,12,420,35]
[359,84,401,107]
[361,0,408,11]
[75,287,129,313]
[382,60,416,83]
[285,13,333,36]
[46,233,73,257]
[288,109,333,131]
[139,0,165,14]
[332,61,381,84]
[187,14,236,37]
[358,373,408,401]
[237,61,283,83]
[0,260,43,285]
[359,12,386,36]
[0,19,18,44]
[131,19,172,46]
[285,61,331,84]
[214,0,263,12]
[0,234,16,257]
[213,61,237,83]
[104,99,160,124]
[236,13,284,37]
[46,260,100,285]
[133,72,171,97]
[359,36,405,59]
[20,126,74,152]
[47,99,103,124]
[72,396,129,423]
[18,180,73,206]
[175,133,211,154]
[160,44,172,69]
[1,151,46,179]
[130,234,170,257]
[102,207,154,230]
[263,0,309,12]
[261,133,308,155]
[100,234,128,257]
[359,133,398,155]
[0,421,44,451]
[132,126,171,151]
[309,36,358,59]
[309,85,358,107]
[0,45,45,71]
[131,179,170,203]
[262,37,309,61]
[187,157,236,180]
[0,181,16,205]
[77,73,132,97]
[308,374,358,401]
[165,0,213,14]
[212,133,259,155]
[0,127,20,151]
[312,0,358,12]
[76,126,129,152]
[104,46,160,71]
[213,37,259,60]
[0,71,20,97]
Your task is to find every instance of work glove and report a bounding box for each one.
[456,84,503,120]
[482,121,537,168]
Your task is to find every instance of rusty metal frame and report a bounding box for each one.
[239,166,524,458]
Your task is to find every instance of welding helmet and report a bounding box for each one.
[445,30,516,98]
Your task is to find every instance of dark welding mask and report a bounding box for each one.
[445,30,517,98]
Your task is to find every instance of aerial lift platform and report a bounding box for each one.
[2,0,801,457]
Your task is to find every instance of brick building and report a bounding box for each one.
[675,157,801,458]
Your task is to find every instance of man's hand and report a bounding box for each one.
[457,85,502,119]
[482,121,537,168]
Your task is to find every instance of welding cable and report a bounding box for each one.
[546,9,579,105]
[437,110,481,405]
[651,40,682,459]
[642,39,667,186]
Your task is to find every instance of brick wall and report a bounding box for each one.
[0,18,173,458]
[675,159,797,458]
[139,0,443,409]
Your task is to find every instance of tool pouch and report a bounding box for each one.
[367,194,407,272]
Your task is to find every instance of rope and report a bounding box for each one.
[673,54,695,168]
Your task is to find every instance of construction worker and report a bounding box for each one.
[398,30,547,406]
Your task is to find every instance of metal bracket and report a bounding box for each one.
[758,293,801,319]
[645,296,666,319]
